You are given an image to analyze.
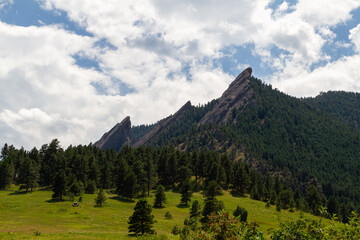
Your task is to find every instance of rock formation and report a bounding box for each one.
[94,116,131,152]
[132,101,192,148]
[199,67,254,125]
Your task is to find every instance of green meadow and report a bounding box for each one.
[0,187,326,239]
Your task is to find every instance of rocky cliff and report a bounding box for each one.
[199,67,254,125]
[132,101,192,148]
[94,116,131,152]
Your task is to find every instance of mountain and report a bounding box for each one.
[95,68,360,203]
[94,116,131,152]
[304,91,360,129]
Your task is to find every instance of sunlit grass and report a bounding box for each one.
[0,186,327,239]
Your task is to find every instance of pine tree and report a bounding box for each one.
[233,205,248,222]
[190,200,201,220]
[205,180,221,200]
[123,170,137,200]
[180,178,192,206]
[201,198,224,224]
[153,185,166,208]
[52,169,67,200]
[128,199,156,235]
[95,189,107,207]
[18,156,39,192]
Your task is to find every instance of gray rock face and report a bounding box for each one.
[199,67,254,125]
[94,116,131,152]
[132,101,192,148]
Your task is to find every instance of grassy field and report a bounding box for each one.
[0,187,326,239]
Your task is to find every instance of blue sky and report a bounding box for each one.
[0,0,360,149]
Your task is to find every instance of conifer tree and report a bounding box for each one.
[95,189,107,207]
[128,199,156,235]
[153,185,166,208]
[52,169,67,200]
[190,200,201,219]
[180,178,192,206]
[18,156,39,192]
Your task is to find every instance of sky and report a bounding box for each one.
[1,0,360,150]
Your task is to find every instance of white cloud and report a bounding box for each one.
[0,0,13,10]
[1,0,360,149]
[350,24,360,52]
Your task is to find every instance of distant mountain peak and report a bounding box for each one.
[132,100,192,148]
[199,67,255,125]
[94,116,131,152]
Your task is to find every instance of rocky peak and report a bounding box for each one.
[199,67,254,125]
[132,101,192,148]
[94,116,131,152]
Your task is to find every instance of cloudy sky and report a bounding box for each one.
[1,0,360,149]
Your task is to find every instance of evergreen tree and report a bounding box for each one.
[128,199,156,235]
[18,156,40,192]
[123,170,137,200]
[327,196,340,218]
[205,180,221,200]
[180,178,192,206]
[233,205,248,222]
[52,169,67,200]
[201,199,224,224]
[153,185,166,208]
[190,200,201,220]
[95,189,107,207]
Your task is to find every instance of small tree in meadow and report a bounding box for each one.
[153,185,166,208]
[180,178,192,206]
[128,199,156,235]
[95,189,106,207]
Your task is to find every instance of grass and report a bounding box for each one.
[0,186,327,239]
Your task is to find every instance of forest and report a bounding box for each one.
[0,139,354,226]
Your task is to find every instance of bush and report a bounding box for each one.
[233,205,248,222]
[85,180,96,194]
[164,211,173,220]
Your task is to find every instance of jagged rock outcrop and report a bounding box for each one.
[132,101,192,148]
[94,116,131,152]
[199,67,254,125]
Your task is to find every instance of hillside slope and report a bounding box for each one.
[95,68,360,203]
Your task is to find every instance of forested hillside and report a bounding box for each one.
[304,91,360,129]
[91,71,360,218]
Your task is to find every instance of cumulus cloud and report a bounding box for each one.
[1,0,360,149]
[350,24,360,52]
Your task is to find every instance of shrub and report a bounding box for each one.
[233,205,248,222]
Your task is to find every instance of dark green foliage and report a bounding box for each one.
[201,199,224,224]
[128,199,156,235]
[327,196,340,218]
[85,180,96,194]
[164,211,173,219]
[180,178,192,206]
[233,205,248,222]
[306,185,322,215]
[279,189,294,210]
[52,169,67,201]
[69,180,84,196]
[190,200,201,220]
[153,185,166,208]
[95,189,106,207]
[123,170,138,200]
[304,91,360,129]
[18,156,40,192]
[205,180,221,200]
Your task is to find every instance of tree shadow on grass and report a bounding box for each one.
[109,196,135,203]
[176,203,190,209]
[230,190,246,198]
[8,191,29,196]
[45,199,64,203]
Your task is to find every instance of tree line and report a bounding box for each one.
[0,139,354,223]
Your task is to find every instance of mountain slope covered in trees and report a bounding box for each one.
[96,68,360,210]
